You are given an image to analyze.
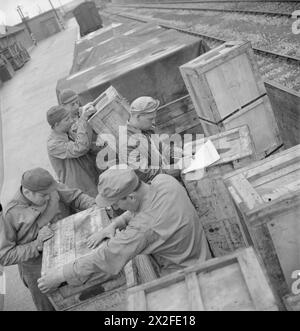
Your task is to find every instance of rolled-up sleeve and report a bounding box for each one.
[48,119,91,159]
[63,226,157,286]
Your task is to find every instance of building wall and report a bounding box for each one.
[16,10,63,42]
[14,30,33,50]
[0,29,33,51]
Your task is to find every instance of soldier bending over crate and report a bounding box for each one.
[38,166,210,293]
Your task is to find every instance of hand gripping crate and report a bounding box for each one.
[88,86,130,149]
[180,40,282,159]
[42,207,127,311]
[223,145,300,302]
[42,207,157,311]
[127,247,280,311]
[182,125,256,257]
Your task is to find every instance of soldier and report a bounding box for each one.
[0,168,95,310]
[119,96,181,183]
[38,167,210,293]
[47,104,99,197]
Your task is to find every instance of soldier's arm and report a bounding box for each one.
[48,118,91,159]
[56,183,95,211]
[0,210,40,266]
[38,226,156,292]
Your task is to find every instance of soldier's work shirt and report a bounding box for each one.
[118,123,180,183]
[0,184,95,266]
[47,117,99,197]
[63,174,209,286]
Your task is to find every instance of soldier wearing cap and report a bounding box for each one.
[38,167,210,293]
[59,89,102,171]
[118,96,181,183]
[0,168,95,311]
[47,104,99,197]
[59,88,98,142]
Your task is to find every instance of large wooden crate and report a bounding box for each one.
[42,207,128,311]
[180,40,282,158]
[223,145,300,300]
[88,85,130,140]
[42,206,158,311]
[127,247,279,311]
[182,125,256,257]
[67,255,158,311]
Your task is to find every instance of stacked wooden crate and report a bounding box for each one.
[1,43,24,70]
[0,54,14,82]
[127,247,279,311]
[182,125,256,257]
[17,42,30,63]
[223,145,300,305]
[180,40,282,159]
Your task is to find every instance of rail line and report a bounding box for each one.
[104,9,300,67]
[108,2,294,19]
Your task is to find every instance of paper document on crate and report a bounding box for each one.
[182,139,220,174]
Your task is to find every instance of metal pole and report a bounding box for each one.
[16,6,32,34]
[48,0,65,29]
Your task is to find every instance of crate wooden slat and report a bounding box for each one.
[127,247,279,311]
[42,207,128,311]
[180,40,282,158]
[88,85,130,149]
[182,125,256,257]
[223,145,300,301]
[42,207,158,311]
[66,256,157,311]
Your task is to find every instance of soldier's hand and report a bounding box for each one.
[86,224,116,249]
[48,191,60,208]
[81,103,96,120]
[37,226,54,243]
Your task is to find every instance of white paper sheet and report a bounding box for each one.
[182,139,220,175]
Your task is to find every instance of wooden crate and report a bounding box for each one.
[182,125,256,257]
[180,40,282,158]
[65,255,157,311]
[223,145,300,300]
[127,247,279,311]
[283,294,300,311]
[88,85,130,149]
[42,207,158,311]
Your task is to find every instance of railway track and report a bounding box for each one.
[104,9,300,66]
[109,2,294,19]
[103,8,300,91]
